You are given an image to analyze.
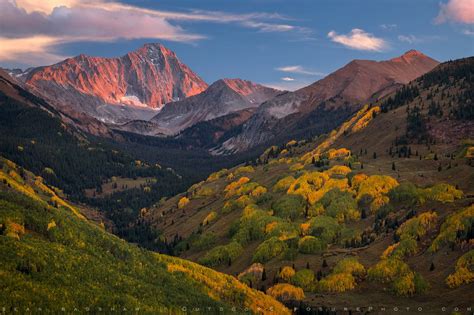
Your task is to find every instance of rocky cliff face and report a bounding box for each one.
[216,50,440,153]
[21,43,208,123]
[147,78,280,135]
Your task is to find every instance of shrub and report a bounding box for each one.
[232,206,275,245]
[4,220,25,240]
[265,221,299,241]
[391,269,427,297]
[224,177,250,197]
[252,237,288,263]
[381,238,418,259]
[236,182,261,196]
[320,188,359,223]
[356,175,399,213]
[203,211,217,225]
[307,215,341,244]
[414,272,429,294]
[396,211,437,241]
[266,284,305,302]
[298,236,326,254]
[422,183,463,203]
[327,148,351,160]
[318,272,356,293]
[238,263,264,283]
[193,186,215,198]
[445,250,474,288]
[351,173,368,190]
[198,242,243,267]
[250,186,267,198]
[339,227,362,247]
[177,196,190,209]
[273,176,296,192]
[286,140,298,147]
[326,165,352,178]
[392,271,416,296]
[272,194,306,220]
[192,232,217,250]
[279,266,296,282]
[308,203,324,217]
[235,166,255,175]
[388,182,424,206]
[429,205,474,252]
[287,171,329,204]
[351,106,380,132]
[368,259,410,283]
[291,269,315,290]
[332,258,366,278]
[206,169,228,181]
[223,196,253,214]
[290,163,305,171]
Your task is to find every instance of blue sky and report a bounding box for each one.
[1,0,473,90]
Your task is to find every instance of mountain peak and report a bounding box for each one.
[217,78,278,96]
[403,49,425,57]
[23,43,208,122]
[131,43,176,58]
[391,49,433,63]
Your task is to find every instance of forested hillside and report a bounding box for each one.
[0,157,289,314]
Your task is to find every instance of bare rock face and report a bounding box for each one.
[21,43,208,123]
[148,78,280,135]
[217,50,440,154]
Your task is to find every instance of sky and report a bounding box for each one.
[0,0,473,90]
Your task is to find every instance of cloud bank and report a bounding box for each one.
[0,0,308,66]
[435,0,474,24]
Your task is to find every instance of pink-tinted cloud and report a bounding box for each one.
[0,0,310,65]
[275,65,325,76]
[0,36,68,65]
[327,29,387,52]
[0,1,203,42]
[435,0,474,24]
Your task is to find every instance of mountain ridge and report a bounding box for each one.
[120,78,280,136]
[216,50,440,154]
[19,43,208,124]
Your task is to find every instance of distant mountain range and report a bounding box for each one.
[120,78,280,136]
[215,50,439,154]
[4,45,440,155]
[13,43,208,124]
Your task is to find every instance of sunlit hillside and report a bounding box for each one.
[0,157,289,314]
[144,58,474,312]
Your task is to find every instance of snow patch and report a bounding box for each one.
[120,95,149,108]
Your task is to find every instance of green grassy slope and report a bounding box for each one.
[145,58,474,312]
[0,158,289,314]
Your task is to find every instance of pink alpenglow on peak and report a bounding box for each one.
[21,43,208,123]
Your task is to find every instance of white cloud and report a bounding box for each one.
[398,35,420,44]
[281,77,295,81]
[327,28,387,51]
[276,65,325,76]
[463,29,474,35]
[435,0,474,24]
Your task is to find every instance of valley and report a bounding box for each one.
[0,12,472,312]
[140,57,474,312]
